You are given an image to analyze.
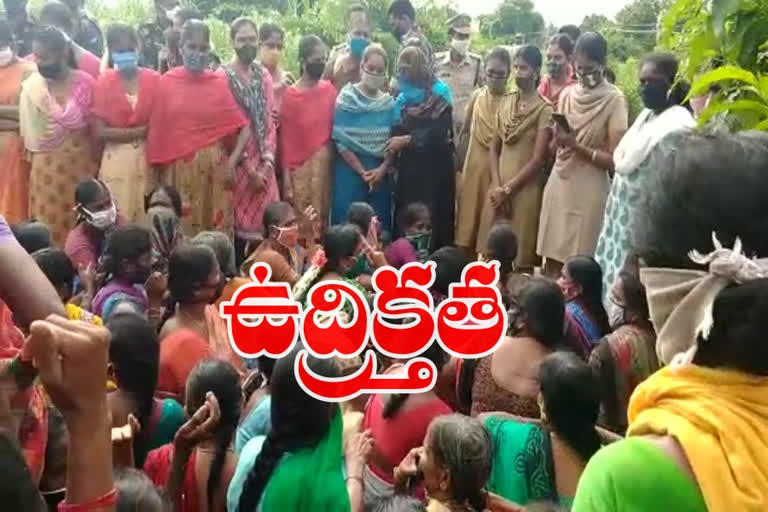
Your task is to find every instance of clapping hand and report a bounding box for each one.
[173,391,220,455]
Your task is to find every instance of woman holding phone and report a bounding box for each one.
[479,45,552,272]
[537,32,628,276]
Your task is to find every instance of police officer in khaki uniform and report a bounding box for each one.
[435,14,484,169]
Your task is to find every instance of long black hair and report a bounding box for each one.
[539,351,601,461]
[457,277,565,411]
[185,360,241,511]
[564,256,610,336]
[107,312,159,452]
[160,244,218,328]
[237,349,339,511]
[102,225,151,283]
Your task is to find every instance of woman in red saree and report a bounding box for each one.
[225,18,278,258]
[92,23,160,223]
[279,35,336,240]
[147,20,250,237]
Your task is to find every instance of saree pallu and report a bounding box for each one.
[0,133,29,222]
[288,144,333,239]
[234,146,280,241]
[99,140,151,223]
[0,60,35,222]
[93,69,160,223]
[589,324,658,434]
[455,87,507,252]
[484,415,559,507]
[28,131,99,246]
[331,84,398,232]
[477,92,552,265]
[160,142,233,237]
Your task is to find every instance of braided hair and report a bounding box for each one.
[107,312,159,455]
[185,360,241,511]
[237,350,339,511]
[160,244,218,329]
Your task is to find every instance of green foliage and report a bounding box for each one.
[614,57,643,123]
[660,0,768,131]
[580,0,664,62]
[477,0,544,46]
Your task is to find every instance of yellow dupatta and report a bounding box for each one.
[627,364,768,511]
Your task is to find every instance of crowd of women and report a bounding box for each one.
[1,0,767,511]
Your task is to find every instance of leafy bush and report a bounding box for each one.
[613,57,642,123]
[660,0,768,131]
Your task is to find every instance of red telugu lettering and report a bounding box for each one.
[219,263,302,358]
[434,261,507,358]
[370,262,436,358]
[300,279,369,358]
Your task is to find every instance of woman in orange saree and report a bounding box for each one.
[146,21,250,238]
[0,22,36,223]
[19,26,99,247]
[92,24,160,223]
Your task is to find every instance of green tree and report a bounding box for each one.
[660,0,768,131]
[479,0,545,45]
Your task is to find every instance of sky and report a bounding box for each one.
[456,0,633,28]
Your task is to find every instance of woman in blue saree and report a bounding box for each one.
[331,44,398,233]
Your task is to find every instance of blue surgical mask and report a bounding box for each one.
[349,36,370,59]
[112,51,139,74]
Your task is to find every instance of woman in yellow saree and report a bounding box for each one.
[19,26,99,246]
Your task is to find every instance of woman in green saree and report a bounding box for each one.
[483,352,609,510]
[227,348,372,512]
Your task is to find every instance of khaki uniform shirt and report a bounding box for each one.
[435,50,484,136]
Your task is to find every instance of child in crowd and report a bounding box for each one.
[90,225,161,321]
[385,202,431,269]
[10,220,51,254]
[31,247,101,324]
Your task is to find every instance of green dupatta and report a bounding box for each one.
[261,406,350,511]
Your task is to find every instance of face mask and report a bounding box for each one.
[304,61,325,80]
[112,51,139,74]
[260,47,282,69]
[349,36,370,59]
[486,76,507,95]
[236,44,258,64]
[608,300,625,329]
[547,61,564,79]
[405,232,431,261]
[515,75,536,92]
[577,68,603,89]
[38,61,63,80]
[640,81,670,111]
[182,48,208,73]
[0,47,13,67]
[361,70,387,90]
[83,203,117,230]
[275,225,299,249]
[450,38,469,56]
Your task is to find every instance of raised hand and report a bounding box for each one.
[22,316,110,422]
[173,391,220,455]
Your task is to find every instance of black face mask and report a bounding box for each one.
[304,61,325,80]
[640,81,670,111]
[38,61,63,80]
[236,44,257,64]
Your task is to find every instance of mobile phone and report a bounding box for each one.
[552,113,572,134]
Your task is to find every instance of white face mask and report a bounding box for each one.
[608,299,625,329]
[0,47,13,67]
[451,38,470,56]
[83,203,117,230]
[361,70,387,91]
